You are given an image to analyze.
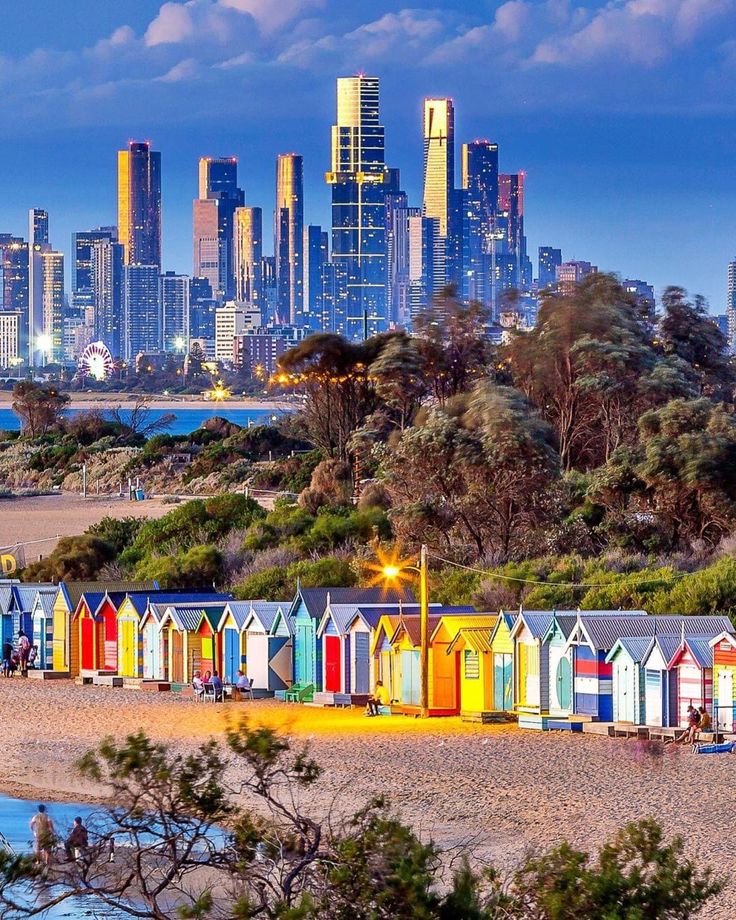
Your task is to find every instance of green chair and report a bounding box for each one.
[284,682,314,703]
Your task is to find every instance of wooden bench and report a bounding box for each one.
[284,682,314,703]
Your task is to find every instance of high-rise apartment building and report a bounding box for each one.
[189,276,216,341]
[408,213,438,321]
[38,249,64,365]
[497,174,531,291]
[29,209,48,247]
[123,264,161,360]
[622,278,655,316]
[275,153,304,325]
[538,246,562,290]
[193,157,244,300]
[0,312,20,369]
[556,259,597,295]
[327,75,396,339]
[461,140,499,307]
[92,238,125,358]
[215,301,260,363]
[304,225,329,331]
[386,193,410,327]
[0,235,29,357]
[118,141,162,267]
[73,228,117,316]
[161,272,190,350]
[234,206,263,310]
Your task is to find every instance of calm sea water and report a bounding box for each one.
[0,406,287,436]
[0,793,114,918]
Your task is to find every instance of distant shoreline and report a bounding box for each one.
[0,392,295,412]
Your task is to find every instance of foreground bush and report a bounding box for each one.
[0,724,722,919]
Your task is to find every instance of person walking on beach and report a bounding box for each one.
[30,804,55,867]
[64,817,89,862]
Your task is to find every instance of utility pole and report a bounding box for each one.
[419,544,429,718]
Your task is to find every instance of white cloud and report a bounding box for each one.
[145,2,196,46]
[156,58,199,81]
[219,0,325,35]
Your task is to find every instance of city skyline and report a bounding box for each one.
[0,0,735,313]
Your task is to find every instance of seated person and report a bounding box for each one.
[210,670,224,701]
[192,671,205,700]
[234,670,252,699]
[698,706,712,732]
[366,680,389,716]
[676,705,700,744]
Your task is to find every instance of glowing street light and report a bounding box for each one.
[174,336,186,353]
[375,544,430,718]
[36,333,52,368]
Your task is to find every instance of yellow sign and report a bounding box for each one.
[1,553,19,575]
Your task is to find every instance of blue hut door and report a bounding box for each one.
[401,650,420,706]
[1,614,12,650]
[493,653,513,711]
[354,633,370,694]
[224,629,239,684]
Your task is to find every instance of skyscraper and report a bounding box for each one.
[556,260,597,295]
[118,141,162,267]
[123,264,161,360]
[234,206,263,309]
[92,238,125,358]
[190,276,216,341]
[304,225,329,330]
[194,157,244,300]
[275,153,304,325]
[386,193,410,326]
[73,228,117,315]
[29,209,48,247]
[461,140,498,307]
[727,260,736,351]
[538,246,562,290]
[38,249,64,364]
[327,74,395,339]
[423,98,461,288]
[408,213,438,322]
[0,235,29,356]
[161,272,190,351]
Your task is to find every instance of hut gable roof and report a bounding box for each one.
[248,601,286,631]
[511,612,554,640]
[605,636,655,664]
[269,607,295,637]
[160,602,228,632]
[643,634,681,668]
[0,580,21,615]
[11,584,55,613]
[709,631,736,650]
[32,591,56,617]
[569,614,732,653]
[60,581,158,611]
[669,637,712,670]
[124,590,231,618]
[290,586,415,621]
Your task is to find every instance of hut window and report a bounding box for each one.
[464,650,480,679]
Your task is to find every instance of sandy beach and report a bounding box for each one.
[0,494,174,552]
[0,392,295,411]
[0,680,734,915]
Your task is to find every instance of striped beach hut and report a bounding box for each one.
[668,635,713,727]
[31,590,57,669]
[0,580,20,652]
[242,601,291,691]
[710,632,736,731]
[10,584,54,641]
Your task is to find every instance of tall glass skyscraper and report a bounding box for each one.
[461,140,498,307]
[73,228,117,315]
[275,153,304,325]
[194,157,244,301]
[538,246,562,290]
[304,225,329,331]
[327,75,396,339]
[118,141,162,268]
[161,272,190,351]
[234,206,263,310]
[0,235,29,356]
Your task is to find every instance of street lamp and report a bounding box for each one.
[37,333,52,368]
[380,544,430,718]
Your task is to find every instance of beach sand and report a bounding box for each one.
[0,494,173,552]
[0,392,294,411]
[0,679,734,915]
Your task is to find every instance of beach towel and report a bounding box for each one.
[692,741,736,755]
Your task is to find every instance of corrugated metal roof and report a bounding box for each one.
[517,612,554,638]
[679,637,713,670]
[578,615,733,650]
[345,603,476,632]
[125,590,231,618]
[163,602,228,632]
[62,581,158,610]
[248,601,286,631]
[615,637,654,663]
[33,592,55,617]
[11,584,55,612]
[650,635,682,665]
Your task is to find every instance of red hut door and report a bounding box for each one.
[104,609,117,671]
[324,636,341,692]
[81,617,94,671]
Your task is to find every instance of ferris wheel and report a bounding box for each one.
[79,341,115,381]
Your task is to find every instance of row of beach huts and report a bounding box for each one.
[3,578,736,733]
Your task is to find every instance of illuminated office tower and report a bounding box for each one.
[304,225,329,331]
[161,272,190,351]
[29,209,48,247]
[37,250,64,365]
[274,153,304,325]
[118,141,162,267]
[423,98,461,288]
[538,246,562,290]
[408,213,437,322]
[327,74,396,338]
[0,312,20,369]
[190,276,216,340]
[461,140,498,306]
[234,206,263,309]
[385,193,410,326]
[556,260,597,296]
[73,228,117,321]
[0,235,29,357]
[92,238,125,358]
[497,173,531,291]
[194,157,244,300]
[123,264,161,360]
[261,256,277,325]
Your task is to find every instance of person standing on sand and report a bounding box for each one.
[17,630,30,676]
[2,640,12,677]
[30,804,55,867]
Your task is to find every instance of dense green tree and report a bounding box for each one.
[369,332,428,430]
[21,535,116,582]
[384,382,558,560]
[135,544,224,589]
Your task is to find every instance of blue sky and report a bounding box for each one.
[1,0,735,310]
